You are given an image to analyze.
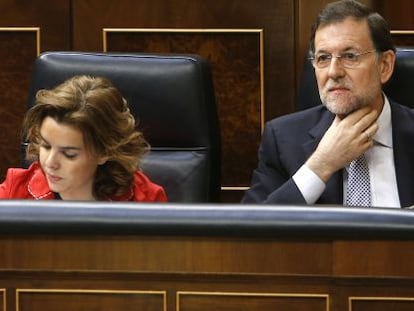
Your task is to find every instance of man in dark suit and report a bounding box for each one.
[242,0,414,207]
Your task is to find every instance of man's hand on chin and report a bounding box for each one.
[306,106,379,183]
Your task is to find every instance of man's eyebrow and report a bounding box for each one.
[315,47,358,54]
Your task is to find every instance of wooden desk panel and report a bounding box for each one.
[0,236,332,275]
[333,240,414,277]
[1,236,414,311]
[177,292,329,311]
[16,289,165,311]
[1,203,414,311]
[349,298,414,311]
[0,289,4,311]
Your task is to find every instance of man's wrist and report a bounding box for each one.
[305,153,335,183]
[293,164,326,204]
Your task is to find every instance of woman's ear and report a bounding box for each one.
[379,50,396,84]
[97,155,109,165]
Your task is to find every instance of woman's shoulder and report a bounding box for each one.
[131,171,168,202]
[0,162,50,199]
[110,171,167,202]
[3,162,42,183]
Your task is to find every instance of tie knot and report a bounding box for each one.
[349,154,368,170]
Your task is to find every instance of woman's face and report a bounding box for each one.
[38,116,107,200]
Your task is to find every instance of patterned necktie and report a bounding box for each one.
[346,154,371,207]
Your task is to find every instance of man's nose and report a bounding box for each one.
[327,56,346,79]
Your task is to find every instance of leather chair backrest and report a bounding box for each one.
[296,47,414,110]
[25,51,221,202]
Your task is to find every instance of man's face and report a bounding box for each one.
[313,18,385,117]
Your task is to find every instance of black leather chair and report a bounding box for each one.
[24,51,221,203]
[296,47,414,110]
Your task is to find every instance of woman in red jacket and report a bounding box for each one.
[0,75,167,202]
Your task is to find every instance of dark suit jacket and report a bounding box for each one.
[242,101,414,207]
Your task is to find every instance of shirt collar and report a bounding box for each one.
[373,94,392,148]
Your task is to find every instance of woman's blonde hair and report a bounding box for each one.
[23,75,150,199]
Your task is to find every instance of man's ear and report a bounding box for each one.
[379,50,396,84]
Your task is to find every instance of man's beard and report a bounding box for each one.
[321,92,363,117]
[319,80,373,117]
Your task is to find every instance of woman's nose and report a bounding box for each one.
[45,150,59,169]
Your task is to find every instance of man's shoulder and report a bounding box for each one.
[390,100,414,121]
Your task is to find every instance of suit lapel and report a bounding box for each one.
[303,109,343,205]
[390,102,414,207]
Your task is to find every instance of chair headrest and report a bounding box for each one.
[27,51,220,148]
[384,47,414,107]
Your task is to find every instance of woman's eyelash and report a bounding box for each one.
[63,152,77,159]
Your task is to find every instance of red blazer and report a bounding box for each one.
[0,162,167,202]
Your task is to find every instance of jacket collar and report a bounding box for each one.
[390,100,414,207]
[27,164,54,200]
[303,107,335,158]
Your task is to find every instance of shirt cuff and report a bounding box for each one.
[292,165,326,204]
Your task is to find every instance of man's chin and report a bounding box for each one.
[324,101,359,118]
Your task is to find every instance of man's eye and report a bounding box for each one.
[317,54,331,62]
[342,53,358,61]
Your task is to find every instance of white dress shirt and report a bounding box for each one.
[293,96,400,208]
